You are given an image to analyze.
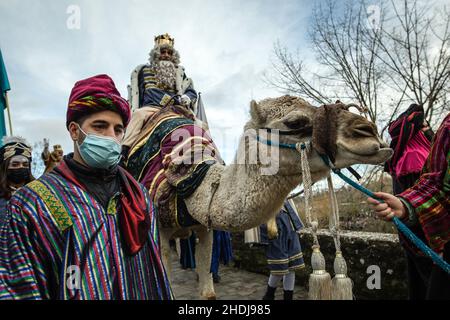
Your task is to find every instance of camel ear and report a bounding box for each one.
[250,100,265,125]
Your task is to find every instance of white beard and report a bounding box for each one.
[153,60,177,90]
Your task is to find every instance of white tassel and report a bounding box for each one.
[308,245,331,300]
[327,176,354,300]
[331,251,353,300]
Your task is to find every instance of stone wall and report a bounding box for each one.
[231,229,408,300]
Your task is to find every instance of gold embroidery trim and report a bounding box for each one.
[28,180,73,232]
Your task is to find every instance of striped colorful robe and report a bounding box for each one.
[0,169,173,300]
[399,113,450,254]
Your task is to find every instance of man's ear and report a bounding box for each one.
[250,100,266,125]
[68,122,80,142]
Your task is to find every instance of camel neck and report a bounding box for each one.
[210,162,302,231]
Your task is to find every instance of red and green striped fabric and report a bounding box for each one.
[0,169,173,300]
[399,113,450,254]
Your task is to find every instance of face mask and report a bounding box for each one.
[7,168,31,184]
[75,124,122,170]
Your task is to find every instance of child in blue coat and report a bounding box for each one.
[260,200,305,300]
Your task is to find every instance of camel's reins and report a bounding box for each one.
[257,132,353,299]
[256,131,450,274]
[318,153,450,275]
[256,133,342,257]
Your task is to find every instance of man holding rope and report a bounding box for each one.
[367,113,449,300]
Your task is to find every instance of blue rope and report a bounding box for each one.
[258,140,450,274]
[330,165,450,274]
[255,136,297,150]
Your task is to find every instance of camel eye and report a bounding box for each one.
[353,124,374,137]
[283,118,309,130]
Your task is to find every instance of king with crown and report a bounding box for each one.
[123,34,198,150]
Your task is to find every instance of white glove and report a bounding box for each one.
[180,94,191,106]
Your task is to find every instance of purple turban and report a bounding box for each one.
[66,74,131,128]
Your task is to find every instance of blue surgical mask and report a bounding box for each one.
[75,124,122,170]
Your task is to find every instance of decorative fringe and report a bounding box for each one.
[331,251,353,300]
[308,245,331,300]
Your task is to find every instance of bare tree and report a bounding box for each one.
[265,42,332,105]
[265,0,450,134]
[372,0,450,129]
[265,0,388,125]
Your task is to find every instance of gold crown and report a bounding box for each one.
[154,33,174,47]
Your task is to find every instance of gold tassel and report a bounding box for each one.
[331,251,353,300]
[308,245,331,300]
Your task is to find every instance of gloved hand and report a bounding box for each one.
[180,94,191,107]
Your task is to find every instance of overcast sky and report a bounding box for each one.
[2,0,446,177]
[0,0,315,169]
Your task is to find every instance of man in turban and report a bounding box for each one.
[0,74,173,300]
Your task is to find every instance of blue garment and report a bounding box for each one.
[210,230,233,275]
[138,65,197,107]
[260,201,304,244]
[179,230,233,275]
[179,232,196,269]
[260,201,305,275]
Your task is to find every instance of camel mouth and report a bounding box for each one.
[377,147,393,153]
[358,147,393,157]
[336,142,393,165]
[355,147,393,163]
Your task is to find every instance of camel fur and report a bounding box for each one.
[146,95,392,299]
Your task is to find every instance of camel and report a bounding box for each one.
[125,95,393,299]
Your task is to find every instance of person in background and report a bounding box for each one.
[383,104,438,300]
[123,33,197,156]
[368,113,449,300]
[179,232,197,270]
[210,230,233,283]
[0,136,34,227]
[261,200,305,300]
[384,104,434,194]
[0,74,172,300]
[179,230,233,283]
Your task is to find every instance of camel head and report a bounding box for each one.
[246,95,392,175]
[324,104,393,168]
